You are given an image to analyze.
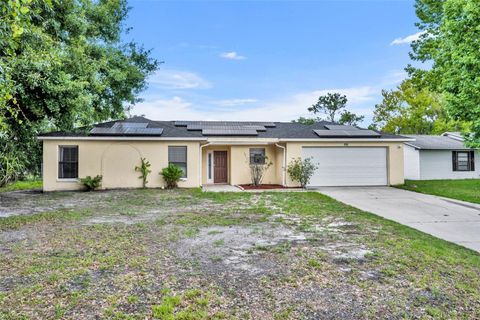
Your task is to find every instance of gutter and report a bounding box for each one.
[279,138,416,142]
[275,143,287,186]
[37,136,207,141]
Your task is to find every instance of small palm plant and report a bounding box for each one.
[135,157,152,188]
[160,164,184,189]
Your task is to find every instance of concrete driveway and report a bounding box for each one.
[314,187,480,253]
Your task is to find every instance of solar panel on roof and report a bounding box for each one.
[112,122,148,129]
[186,124,267,131]
[314,129,380,138]
[202,129,259,136]
[174,121,276,128]
[90,126,163,136]
[324,125,359,131]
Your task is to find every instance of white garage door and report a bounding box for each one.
[303,147,388,187]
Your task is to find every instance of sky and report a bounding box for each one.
[124,0,421,126]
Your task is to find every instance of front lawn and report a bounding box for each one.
[0,189,479,319]
[397,179,480,204]
[0,180,42,193]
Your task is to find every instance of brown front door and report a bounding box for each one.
[214,151,228,183]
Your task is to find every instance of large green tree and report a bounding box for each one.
[297,92,364,126]
[409,0,480,145]
[372,79,468,134]
[0,0,158,184]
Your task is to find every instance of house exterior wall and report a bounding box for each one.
[201,144,282,185]
[43,138,406,191]
[418,150,480,180]
[404,145,420,180]
[42,140,201,191]
[229,144,281,185]
[284,141,405,186]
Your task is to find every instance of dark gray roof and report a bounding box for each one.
[405,135,473,150]
[38,116,408,140]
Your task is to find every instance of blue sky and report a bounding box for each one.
[125,0,420,125]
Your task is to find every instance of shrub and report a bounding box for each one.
[160,164,183,189]
[287,157,318,188]
[0,148,26,187]
[248,155,273,186]
[80,175,102,191]
[135,157,151,188]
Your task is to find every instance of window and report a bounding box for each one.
[250,148,266,165]
[58,146,78,179]
[452,151,475,171]
[169,146,187,178]
[208,153,212,180]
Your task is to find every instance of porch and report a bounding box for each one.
[200,141,286,186]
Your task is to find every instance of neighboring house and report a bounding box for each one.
[404,132,479,180]
[38,116,411,191]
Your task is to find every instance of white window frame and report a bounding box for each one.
[57,145,79,181]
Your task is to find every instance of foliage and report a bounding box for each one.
[306,92,364,126]
[309,92,348,122]
[338,111,364,127]
[292,117,320,125]
[135,158,151,188]
[0,0,158,183]
[161,164,184,189]
[80,175,103,191]
[248,155,273,186]
[372,79,468,134]
[408,0,480,145]
[0,143,26,187]
[287,157,318,188]
[0,179,42,193]
[397,179,480,204]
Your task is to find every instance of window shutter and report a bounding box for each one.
[470,151,475,171]
[452,151,457,171]
[168,146,187,162]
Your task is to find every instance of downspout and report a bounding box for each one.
[199,142,211,187]
[275,143,286,186]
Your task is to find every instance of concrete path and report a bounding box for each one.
[202,184,242,192]
[314,187,480,253]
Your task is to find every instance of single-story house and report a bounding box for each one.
[404,132,479,180]
[38,116,412,191]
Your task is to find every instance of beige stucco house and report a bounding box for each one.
[38,117,412,191]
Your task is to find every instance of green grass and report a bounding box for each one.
[0,189,479,319]
[0,179,42,192]
[396,179,480,204]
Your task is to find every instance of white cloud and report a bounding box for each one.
[213,98,258,107]
[220,51,246,60]
[148,69,211,90]
[391,31,426,45]
[132,86,377,123]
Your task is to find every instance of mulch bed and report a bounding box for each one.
[238,184,301,190]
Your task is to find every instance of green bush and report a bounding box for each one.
[287,157,318,188]
[160,164,183,189]
[0,148,26,187]
[135,157,151,188]
[80,175,102,191]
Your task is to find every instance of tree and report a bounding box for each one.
[308,93,347,122]
[408,0,480,145]
[372,79,468,134]
[248,154,272,186]
[292,117,320,125]
[338,111,364,127]
[0,0,158,182]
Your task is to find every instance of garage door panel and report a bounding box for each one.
[303,147,387,186]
